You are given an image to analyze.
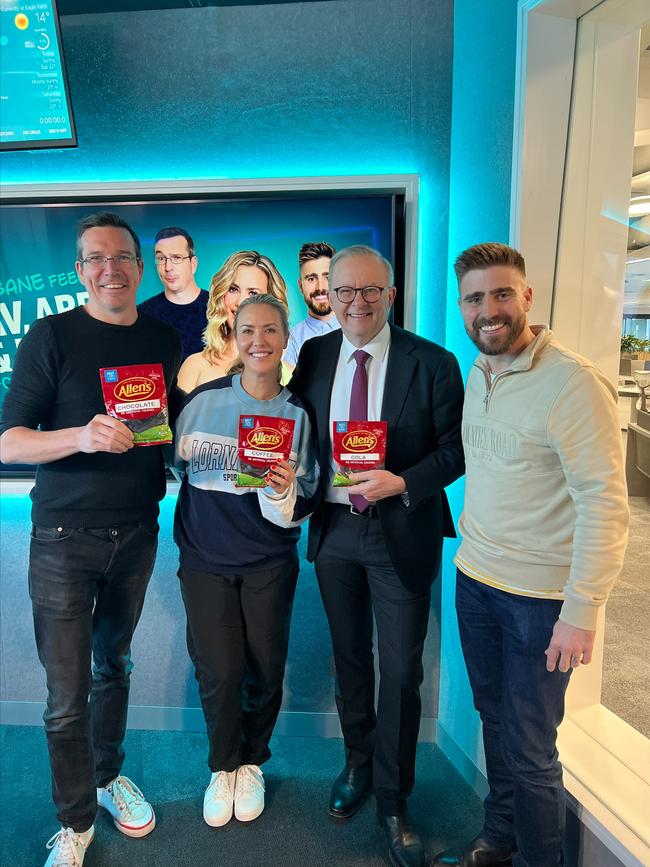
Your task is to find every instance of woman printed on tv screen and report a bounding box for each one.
[177,250,289,393]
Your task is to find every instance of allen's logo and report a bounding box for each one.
[342,431,377,452]
[248,428,283,449]
[114,377,155,401]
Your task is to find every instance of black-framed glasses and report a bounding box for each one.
[154,254,192,266]
[330,285,386,303]
[79,254,139,269]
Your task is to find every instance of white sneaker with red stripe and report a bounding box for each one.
[97,775,156,837]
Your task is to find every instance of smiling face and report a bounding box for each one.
[299,255,332,317]
[235,302,288,378]
[154,235,197,296]
[328,253,395,347]
[75,226,143,324]
[458,264,533,357]
[222,265,269,328]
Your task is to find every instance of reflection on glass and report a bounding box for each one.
[602,30,650,740]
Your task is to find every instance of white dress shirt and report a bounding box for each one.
[326,323,391,504]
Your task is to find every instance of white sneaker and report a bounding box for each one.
[97,775,156,838]
[203,770,237,827]
[44,826,94,866]
[234,764,265,822]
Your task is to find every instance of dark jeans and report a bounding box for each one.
[28,522,158,832]
[455,569,572,867]
[179,559,299,772]
[315,505,431,816]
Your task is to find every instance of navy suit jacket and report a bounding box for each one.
[288,324,465,593]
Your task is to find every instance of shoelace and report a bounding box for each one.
[207,771,234,800]
[236,765,265,796]
[45,828,85,867]
[107,776,146,817]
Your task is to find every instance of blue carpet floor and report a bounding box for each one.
[2,726,483,866]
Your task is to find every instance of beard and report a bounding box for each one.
[467,313,527,356]
[305,293,331,318]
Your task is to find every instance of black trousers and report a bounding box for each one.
[314,505,431,816]
[28,522,158,831]
[179,558,299,772]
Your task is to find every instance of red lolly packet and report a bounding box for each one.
[100,363,172,446]
[237,415,295,487]
[332,420,387,486]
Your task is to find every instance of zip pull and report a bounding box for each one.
[483,391,489,413]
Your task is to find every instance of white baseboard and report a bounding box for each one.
[0,701,437,742]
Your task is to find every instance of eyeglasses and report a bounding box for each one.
[330,285,386,303]
[79,254,139,269]
[154,254,192,266]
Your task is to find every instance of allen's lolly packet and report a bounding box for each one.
[332,420,387,486]
[100,363,172,446]
[237,415,295,487]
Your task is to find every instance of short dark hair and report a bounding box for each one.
[154,226,195,257]
[298,241,336,269]
[76,212,142,260]
[453,243,526,283]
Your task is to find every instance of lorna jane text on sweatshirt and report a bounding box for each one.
[173,374,319,574]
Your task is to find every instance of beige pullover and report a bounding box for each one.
[455,328,629,630]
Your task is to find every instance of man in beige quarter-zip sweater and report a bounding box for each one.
[432,243,629,867]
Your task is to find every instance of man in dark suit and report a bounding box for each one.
[289,245,464,867]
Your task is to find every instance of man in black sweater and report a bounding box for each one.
[0,212,181,867]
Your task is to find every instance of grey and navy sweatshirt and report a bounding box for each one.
[173,374,319,574]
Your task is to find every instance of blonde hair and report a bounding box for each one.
[202,250,288,363]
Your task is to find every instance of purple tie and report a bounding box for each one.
[349,349,370,512]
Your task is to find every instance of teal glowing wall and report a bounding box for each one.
[0,0,453,345]
[0,0,455,724]
[1,0,522,775]
[439,0,520,780]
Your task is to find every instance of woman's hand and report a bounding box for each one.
[266,459,295,495]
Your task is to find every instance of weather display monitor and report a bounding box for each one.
[0,0,77,151]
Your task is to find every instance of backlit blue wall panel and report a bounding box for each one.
[0,0,453,344]
[1,0,522,769]
[0,0,455,724]
[439,0,520,775]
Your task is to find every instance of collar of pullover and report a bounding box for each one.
[474,325,552,377]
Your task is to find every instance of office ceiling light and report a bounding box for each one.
[629,196,650,217]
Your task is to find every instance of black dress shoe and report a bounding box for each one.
[328,764,372,818]
[431,835,513,866]
[378,812,425,867]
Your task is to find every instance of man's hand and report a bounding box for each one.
[76,415,134,455]
[544,619,596,673]
[346,470,406,503]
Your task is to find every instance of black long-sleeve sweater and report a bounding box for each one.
[1,306,181,527]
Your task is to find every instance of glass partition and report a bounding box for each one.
[553,0,650,733]
[605,27,650,737]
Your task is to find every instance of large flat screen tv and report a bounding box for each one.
[0,0,77,151]
[0,175,417,476]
